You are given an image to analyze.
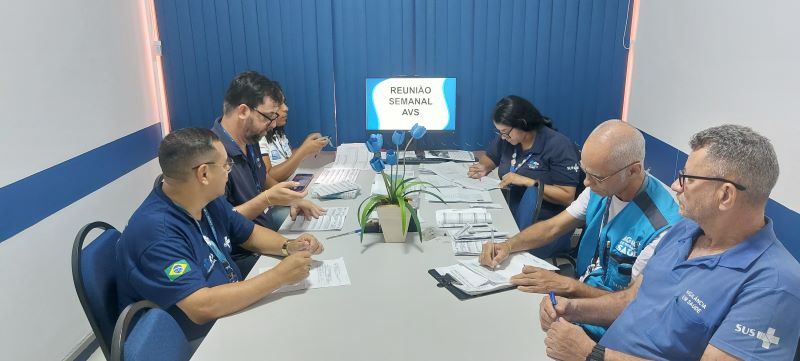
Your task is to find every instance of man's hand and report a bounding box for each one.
[297,133,328,157]
[479,241,511,268]
[288,233,324,255]
[498,172,537,189]
[271,251,312,285]
[289,199,326,221]
[467,163,489,179]
[539,294,573,331]
[544,319,596,361]
[263,181,307,206]
[510,266,575,295]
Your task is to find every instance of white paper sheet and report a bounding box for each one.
[280,207,349,231]
[262,258,352,293]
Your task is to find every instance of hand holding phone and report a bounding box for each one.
[290,173,314,192]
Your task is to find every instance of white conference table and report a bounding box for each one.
[192,153,549,360]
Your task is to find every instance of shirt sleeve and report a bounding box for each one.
[632,228,669,278]
[129,240,207,309]
[213,197,254,245]
[566,187,591,221]
[484,135,503,165]
[258,135,271,154]
[709,287,800,361]
[545,140,581,186]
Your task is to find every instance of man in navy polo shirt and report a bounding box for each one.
[116,128,324,342]
[540,125,800,361]
[211,71,325,276]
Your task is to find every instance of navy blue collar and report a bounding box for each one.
[674,217,776,270]
[212,117,245,157]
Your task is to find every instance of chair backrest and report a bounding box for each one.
[71,221,121,360]
[516,181,544,230]
[111,300,191,361]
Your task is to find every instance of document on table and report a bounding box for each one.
[311,181,360,198]
[426,187,492,203]
[451,240,484,256]
[262,258,352,293]
[435,208,492,227]
[280,207,349,231]
[434,253,558,295]
[419,162,501,191]
[370,174,422,196]
[423,150,476,162]
[333,143,373,170]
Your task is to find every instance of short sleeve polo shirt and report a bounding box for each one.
[485,126,581,219]
[211,118,270,228]
[600,218,800,361]
[116,185,255,339]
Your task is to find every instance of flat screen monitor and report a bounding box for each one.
[366,77,456,131]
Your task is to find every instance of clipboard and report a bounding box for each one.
[427,269,516,300]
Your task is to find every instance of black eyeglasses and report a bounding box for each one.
[192,158,234,173]
[495,128,513,138]
[677,169,746,191]
[249,106,280,122]
[580,161,639,184]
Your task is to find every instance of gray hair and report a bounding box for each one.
[690,124,778,204]
[590,119,646,169]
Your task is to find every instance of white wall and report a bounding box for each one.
[627,0,800,212]
[0,0,162,359]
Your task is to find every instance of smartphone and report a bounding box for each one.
[290,173,314,192]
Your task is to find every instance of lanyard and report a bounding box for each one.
[587,199,613,276]
[510,149,534,173]
[177,205,239,283]
[220,126,263,193]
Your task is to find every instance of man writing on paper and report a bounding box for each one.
[211,71,325,275]
[540,125,800,361]
[480,120,681,340]
[116,128,325,342]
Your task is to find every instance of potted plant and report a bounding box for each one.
[357,123,445,243]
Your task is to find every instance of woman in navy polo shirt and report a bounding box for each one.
[468,95,581,222]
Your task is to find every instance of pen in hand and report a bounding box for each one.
[549,291,560,321]
[490,228,496,270]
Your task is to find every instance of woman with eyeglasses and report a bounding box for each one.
[468,95,581,223]
[258,84,330,186]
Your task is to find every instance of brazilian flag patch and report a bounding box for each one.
[165,259,191,281]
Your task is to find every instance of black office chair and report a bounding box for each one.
[72,221,122,360]
[111,300,190,361]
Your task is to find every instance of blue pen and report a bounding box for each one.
[327,228,361,240]
[548,291,560,321]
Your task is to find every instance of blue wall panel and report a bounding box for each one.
[156,0,631,149]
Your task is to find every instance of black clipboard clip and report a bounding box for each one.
[427,269,515,300]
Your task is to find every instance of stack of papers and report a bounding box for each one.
[426,187,492,203]
[423,150,475,162]
[311,181,360,199]
[435,208,492,227]
[419,162,501,191]
[434,253,559,295]
[261,258,352,293]
[280,207,349,231]
[332,143,373,170]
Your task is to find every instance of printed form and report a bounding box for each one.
[261,258,352,293]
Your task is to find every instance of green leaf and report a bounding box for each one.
[401,199,423,243]
[404,189,447,204]
[399,202,408,235]
[357,197,386,243]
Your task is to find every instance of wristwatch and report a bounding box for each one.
[586,344,605,361]
[281,239,292,256]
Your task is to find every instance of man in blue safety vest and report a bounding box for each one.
[481,119,681,340]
